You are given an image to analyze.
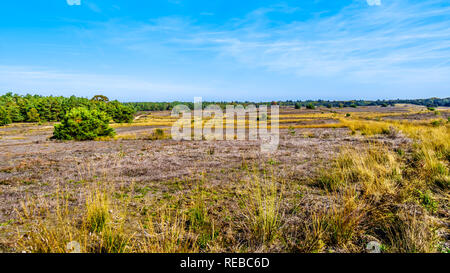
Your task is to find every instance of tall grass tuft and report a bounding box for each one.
[85,190,110,233]
[139,208,199,253]
[241,168,284,246]
[382,208,438,253]
[323,189,367,249]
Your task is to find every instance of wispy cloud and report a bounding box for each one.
[367,0,382,6]
[134,0,448,85]
[66,0,81,6]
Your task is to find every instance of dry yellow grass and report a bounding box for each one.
[138,208,199,253]
[317,145,401,197]
[339,119,392,135]
[241,168,284,246]
[322,188,367,250]
[313,117,448,253]
[16,187,133,253]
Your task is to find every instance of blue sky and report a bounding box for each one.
[0,0,449,102]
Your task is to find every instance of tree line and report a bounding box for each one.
[0,93,135,126]
[287,98,450,109]
[124,97,450,112]
[123,101,230,112]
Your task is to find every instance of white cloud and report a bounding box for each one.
[170,1,450,84]
[66,0,81,6]
[367,0,381,6]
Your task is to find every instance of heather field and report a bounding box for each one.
[0,104,448,253]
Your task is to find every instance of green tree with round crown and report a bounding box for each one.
[53,107,115,140]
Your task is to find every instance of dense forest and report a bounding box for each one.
[0,93,135,126]
[124,97,450,111]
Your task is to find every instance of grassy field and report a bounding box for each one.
[0,105,449,253]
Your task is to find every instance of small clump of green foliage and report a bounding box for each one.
[306,103,316,110]
[53,107,115,141]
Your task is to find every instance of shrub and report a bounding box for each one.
[306,103,316,110]
[146,128,167,140]
[430,120,443,127]
[288,126,295,136]
[53,107,115,141]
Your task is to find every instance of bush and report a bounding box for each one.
[53,107,115,140]
[306,103,316,110]
[431,120,443,127]
[146,128,166,140]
